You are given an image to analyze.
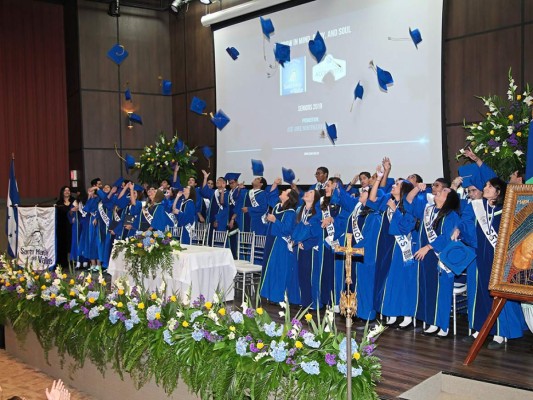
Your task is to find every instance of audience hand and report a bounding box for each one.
[45,379,71,400]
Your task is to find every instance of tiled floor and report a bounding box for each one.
[0,350,96,400]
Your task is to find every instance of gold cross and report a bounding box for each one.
[335,233,364,286]
[335,233,364,318]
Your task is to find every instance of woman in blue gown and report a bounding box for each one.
[242,177,269,236]
[409,186,461,336]
[260,188,300,304]
[292,189,322,309]
[457,177,526,348]
[136,185,168,232]
[367,165,418,328]
[121,183,143,239]
[172,186,197,245]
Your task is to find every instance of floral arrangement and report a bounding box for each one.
[136,133,198,186]
[458,70,532,179]
[0,257,383,400]
[111,230,184,285]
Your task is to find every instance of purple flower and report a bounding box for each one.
[487,139,499,148]
[291,318,302,329]
[148,319,163,330]
[245,334,253,342]
[325,353,336,366]
[507,134,518,147]
[288,348,297,357]
[363,344,375,356]
[299,329,308,337]
[192,294,206,308]
[285,357,296,366]
[63,303,71,310]
[245,308,255,318]
[104,303,113,309]
[203,330,222,342]
[81,306,90,316]
[48,299,56,306]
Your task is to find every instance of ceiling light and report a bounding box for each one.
[108,0,120,17]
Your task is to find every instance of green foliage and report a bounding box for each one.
[0,258,382,400]
[457,69,532,179]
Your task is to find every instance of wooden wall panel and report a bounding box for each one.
[524,25,533,86]
[444,126,469,179]
[525,0,533,22]
[81,91,121,148]
[83,149,123,187]
[184,2,215,91]
[444,27,521,124]
[78,1,118,91]
[172,93,188,141]
[121,94,173,149]
[445,0,521,38]
[120,8,171,95]
[170,13,187,95]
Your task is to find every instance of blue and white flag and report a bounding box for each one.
[6,159,20,257]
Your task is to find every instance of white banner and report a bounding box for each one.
[17,207,56,270]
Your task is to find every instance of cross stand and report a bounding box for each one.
[335,233,364,400]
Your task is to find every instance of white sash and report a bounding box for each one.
[78,202,87,218]
[142,205,155,225]
[301,207,312,224]
[112,207,121,222]
[98,202,110,227]
[249,189,262,208]
[423,204,439,244]
[185,222,196,238]
[166,211,178,226]
[387,206,414,262]
[229,188,237,206]
[350,202,364,243]
[214,189,224,211]
[315,182,326,191]
[322,205,338,248]
[472,199,498,248]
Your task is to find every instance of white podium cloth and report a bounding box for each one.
[108,245,236,302]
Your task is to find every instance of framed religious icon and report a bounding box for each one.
[489,184,533,295]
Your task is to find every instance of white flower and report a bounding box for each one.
[52,279,61,287]
[466,136,474,141]
[502,141,508,147]
[228,332,235,340]
[279,301,287,309]
[159,280,166,294]
[279,311,285,317]
[26,294,37,300]
[495,147,500,153]
[495,136,500,141]
[507,126,514,134]
[176,310,184,318]
[213,293,220,303]
[254,352,268,362]
[523,95,533,106]
[208,309,220,324]
[367,323,386,339]
[515,150,524,156]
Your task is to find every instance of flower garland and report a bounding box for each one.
[457,70,532,179]
[136,133,197,185]
[0,257,383,400]
[111,230,183,285]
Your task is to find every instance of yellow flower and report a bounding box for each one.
[44,272,50,279]
[166,232,172,238]
[153,233,159,238]
[170,295,177,302]
[137,243,143,248]
[88,297,95,303]
[5,282,11,287]
[353,352,361,360]
[295,341,303,349]
[486,112,491,116]
[51,293,57,299]
[150,238,155,244]
[17,287,24,293]
[151,293,157,300]
[484,148,489,154]
[517,94,522,101]
[117,302,123,308]
[19,277,25,282]
[490,130,495,135]
[41,285,46,290]
[229,326,236,332]
[517,131,522,137]
[182,321,189,327]
[101,281,107,287]
[69,291,75,297]
[508,114,514,120]
[218,308,226,316]
[155,312,161,320]
[304,313,312,322]
[256,307,263,315]
[256,342,265,350]
[118,289,125,295]
[69,279,75,285]
[62,274,67,279]
[138,302,145,309]
[204,301,213,310]
[86,277,92,283]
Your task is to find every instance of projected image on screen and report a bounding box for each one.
[214,0,443,185]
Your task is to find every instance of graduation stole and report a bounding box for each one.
[350,201,365,243]
[249,189,263,208]
[472,199,499,248]
[321,200,338,248]
[300,206,312,224]
[315,181,327,191]
[423,204,439,244]
[273,204,294,252]
[98,202,110,227]
[229,188,237,206]
[386,205,414,262]
[214,189,224,211]
[181,200,196,237]
[78,202,87,218]
[166,211,178,227]
[142,204,158,225]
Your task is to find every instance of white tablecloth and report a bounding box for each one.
[108,245,236,302]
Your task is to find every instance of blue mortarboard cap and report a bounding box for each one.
[133,184,144,192]
[274,43,290,67]
[190,96,207,115]
[226,47,240,60]
[251,159,264,176]
[211,109,231,130]
[376,65,394,91]
[439,241,476,275]
[354,81,364,100]
[308,31,326,63]
[128,113,143,125]
[161,80,172,96]
[112,177,124,188]
[125,154,136,171]
[107,43,128,65]
[325,123,337,145]
[202,146,213,159]
[409,27,423,48]
[458,163,484,190]
[224,172,241,182]
[282,167,296,184]
[125,88,132,102]
[174,139,185,154]
[260,16,275,39]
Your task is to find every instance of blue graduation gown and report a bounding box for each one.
[245,189,268,235]
[176,198,196,244]
[260,204,298,304]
